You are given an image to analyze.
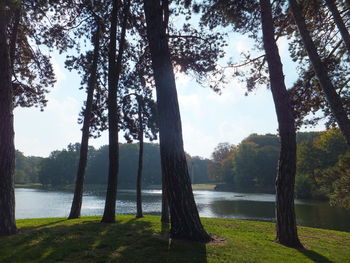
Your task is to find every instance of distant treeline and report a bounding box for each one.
[16,129,350,209]
[15,143,211,188]
[210,129,350,209]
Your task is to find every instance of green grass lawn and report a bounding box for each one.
[191,184,218,190]
[14,183,42,189]
[0,216,349,263]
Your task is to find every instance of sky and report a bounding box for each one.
[14,31,324,159]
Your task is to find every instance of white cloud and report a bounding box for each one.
[51,56,67,83]
[182,122,217,158]
[277,36,289,56]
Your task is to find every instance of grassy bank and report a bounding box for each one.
[191,184,218,190]
[15,183,219,191]
[14,183,42,189]
[0,216,349,262]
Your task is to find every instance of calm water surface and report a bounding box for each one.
[15,188,350,232]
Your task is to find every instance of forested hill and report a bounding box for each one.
[15,143,211,188]
[15,129,350,209]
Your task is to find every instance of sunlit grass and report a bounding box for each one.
[0,216,349,262]
[191,184,218,190]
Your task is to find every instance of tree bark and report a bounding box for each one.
[260,0,303,248]
[143,0,211,242]
[69,24,100,219]
[289,0,350,146]
[102,0,129,223]
[161,166,169,223]
[0,4,17,236]
[325,0,350,56]
[136,100,144,218]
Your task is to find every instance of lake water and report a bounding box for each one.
[15,188,350,232]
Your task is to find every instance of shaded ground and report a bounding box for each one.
[0,215,349,262]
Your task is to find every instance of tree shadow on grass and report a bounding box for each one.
[298,249,334,263]
[0,217,207,263]
[19,219,68,231]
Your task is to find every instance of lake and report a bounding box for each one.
[15,188,350,232]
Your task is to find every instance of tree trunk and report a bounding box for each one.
[143,0,211,242]
[289,0,350,146]
[325,0,350,56]
[69,24,100,219]
[161,167,169,224]
[136,101,143,218]
[260,0,303,248]
[0,4,17,236]
[102,0,129,223]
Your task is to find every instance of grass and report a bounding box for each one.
[191,184,218,190]
[0,216,349,263]
[15,183,219,191]
[14,183,42,189]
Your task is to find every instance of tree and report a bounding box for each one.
[289,0,350,146]
[122,93,158,218]
[0,1,17,236]
[330,151,350,209]
[296,128,349,200]
[10,1,56,111]
[143,0,211,242]
[102,0,130,223]
[200,0,302,247]
[69,18,102,219]
[325,0,350,55]
[260,0,302,248]
[208,142,235,182]
[38,144,81,187]
[232,141,259,188]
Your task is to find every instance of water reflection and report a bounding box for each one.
[15,188,350,232]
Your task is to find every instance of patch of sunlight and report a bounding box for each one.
[40,248,54,259]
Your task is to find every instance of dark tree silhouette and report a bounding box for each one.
[102,0,130,223]
[260,0,302,248]
[325,0,350,55]
[0,2,17,236]
[143,0,211,242]
[122,93,158,218]
[289,0,350,146]
[69,22,101,219]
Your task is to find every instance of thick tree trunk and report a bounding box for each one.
[143,0,211,242]
[260,0,303,248]
[102,0,129,223]
[325,0,350,56]
[161,167,169,224]
[69,24,100,219]
[0,5,17,236]
[136,102,143,218]
[289,0,350,146]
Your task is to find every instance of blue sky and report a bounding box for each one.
[14,32,324,159]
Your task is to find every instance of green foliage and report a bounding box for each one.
[35,142,211,188]
[38,143,81,186]
[295,174,313,199]
[329,152,350,209]
[208,142,235,182]
[14,150,42,184]
[0,216,349,262]
[232,135,279,192]
[188,156,211,184]
[211,130,350,206]
[232,141,260,188]
[296,128,349,200]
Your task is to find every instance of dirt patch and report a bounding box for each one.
[207,236,227,246]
